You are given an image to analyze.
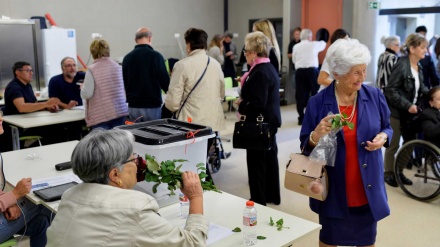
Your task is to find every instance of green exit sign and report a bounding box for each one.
[368,2,380,9]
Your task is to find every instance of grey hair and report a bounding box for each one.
[327,38,371,77]
[72,129,135,184]
[136,30,152,40]
[381,35,400,48]
[300,29,312,41]
[60,57,75,68]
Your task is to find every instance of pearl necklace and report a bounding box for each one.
[335,85,357,123]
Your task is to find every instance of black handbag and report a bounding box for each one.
[233,115,271,150]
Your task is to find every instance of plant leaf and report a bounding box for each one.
[276,218,284,226]
[269,217,274,226]
[257,236,266,240]
[152,183,159,194]
[232,227,241,232]
[146,155,161,175]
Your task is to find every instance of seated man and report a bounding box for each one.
[3,61,60,115]
[48,57,85,109]
[1,61,61,151]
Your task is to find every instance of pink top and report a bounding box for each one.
[0,190,17,212]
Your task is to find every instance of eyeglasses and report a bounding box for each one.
[19,69,33,73]
[124,153,139,165]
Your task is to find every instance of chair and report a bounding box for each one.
[19,136,42,148]
[0,237,17,247]
[224,77,236,113]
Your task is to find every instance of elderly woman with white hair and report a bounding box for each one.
[299,39,392,247]
[376,35,401,91]
[46,129,208,246]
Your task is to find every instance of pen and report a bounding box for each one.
[32,183,49,189]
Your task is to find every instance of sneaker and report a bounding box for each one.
[384,175,398,187]
[399,173,413,185]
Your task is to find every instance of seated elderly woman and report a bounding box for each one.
[46,129,208,246]
[299,38,392,247]
[421,86,440,148]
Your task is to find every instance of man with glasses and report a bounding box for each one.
[48,57,85,109]
[1,61,60,151]
[3,61,59,115]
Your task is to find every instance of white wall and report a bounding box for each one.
[228,0,283,60]
[0,0,223,66]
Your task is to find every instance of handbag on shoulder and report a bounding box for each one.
[284,153,328,201]
[232,114,271,150]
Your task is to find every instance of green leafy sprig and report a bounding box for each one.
[269,217,290,231]
[144,154,220,196]
[331,113,354,130]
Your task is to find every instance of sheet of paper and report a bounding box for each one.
[31,173,82,192]
[206,222,234,245]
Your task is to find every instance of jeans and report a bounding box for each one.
[129,107,161,122]
[90,116,126,130]
[0,198,53,247]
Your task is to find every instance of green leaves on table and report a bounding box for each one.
[232,227,241,232]
[231,227,265,240]
[331,113,354,130]
[270,217,290,231]
[144,154,220,196]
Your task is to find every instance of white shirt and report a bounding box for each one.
[318,58,331,92]
[292,40,326,69]
[410,67,420,104]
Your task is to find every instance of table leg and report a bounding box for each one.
[10,125,20,150]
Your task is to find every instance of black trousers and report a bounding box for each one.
[246,129,280,206]
[295,67,319,121]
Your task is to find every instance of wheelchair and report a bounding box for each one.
[394,139,440,201]
[207,131,231,173]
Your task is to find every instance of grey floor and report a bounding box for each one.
[17,104,440,247]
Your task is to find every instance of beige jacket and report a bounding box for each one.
[165,49,226,131]
[46,183,208,247]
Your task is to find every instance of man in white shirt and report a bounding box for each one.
[292,29,326,125]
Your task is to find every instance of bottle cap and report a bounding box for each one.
[246,200,254,206]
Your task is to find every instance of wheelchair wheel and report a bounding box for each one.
[208,155,221,173]
[394,140,440,201]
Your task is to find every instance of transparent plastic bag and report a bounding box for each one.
[309,112,342,167]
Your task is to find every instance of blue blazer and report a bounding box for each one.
[299,82,393,221]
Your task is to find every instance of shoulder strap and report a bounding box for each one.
[175,57,210,119]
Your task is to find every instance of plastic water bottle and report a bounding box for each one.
[179,191,189,219]
[243,200,257,246]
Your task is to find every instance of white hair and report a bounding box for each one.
[381,35,400,48]
[300,29,312,41]
[327,38,371,77]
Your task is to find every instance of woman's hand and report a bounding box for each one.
[181,171,203,201]
[408,105,418,114]
[181,171,204,215]
[311,115,336,142]
[365,132,388,152]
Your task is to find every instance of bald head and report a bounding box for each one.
[135,27,152,45]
